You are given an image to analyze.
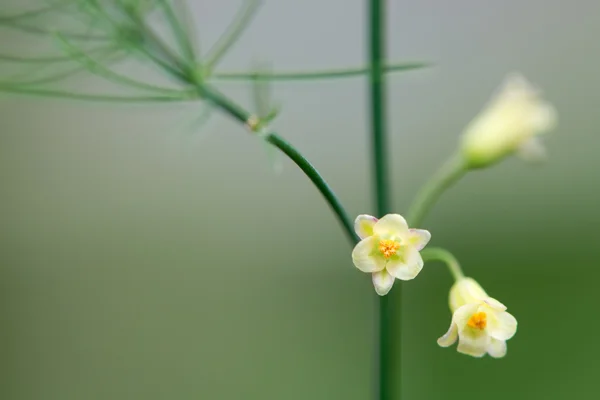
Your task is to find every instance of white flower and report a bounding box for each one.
[461,73,556,168]
[351,214,431,296]
[438,278,518,358]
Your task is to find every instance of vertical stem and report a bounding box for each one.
[367,1,393,399]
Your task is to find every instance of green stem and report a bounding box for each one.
[407,155,467,227]
[367,1,392,399]
[199,84,357,244]
[129,18,357,245]
[267,134,357,244]
[213,62,430,81]
[420,248,465,282]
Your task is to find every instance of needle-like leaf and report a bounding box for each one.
[214,62,431,81]
[204,0,262,74]
[157,0,197,64]
[0,85,196,102]
[56,34,188,95]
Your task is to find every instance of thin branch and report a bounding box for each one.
[0,1,72,22]
[157,0,197,63]
[56,35,189,95]
[204,0,262,73]
[0,85,197,103]
[6,49,122,86]
[0,47,113,64]
[214,62,431,81]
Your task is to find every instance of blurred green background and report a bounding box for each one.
[1,0,599,399]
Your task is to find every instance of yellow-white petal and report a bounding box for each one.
[352,236,386,273]
[483,297,507,312]
[449,278,488,313]
[437,321,458,347]
[461,73,556,168]
[530,101,556,132]
[457,330,490,358]
[386,246,423,281]
[487,338,508,358]
[517,136,546,163]
[372,270,394,296]
[486,309,517,341]
[407,229,431,251]
[373,214,408,238]
[354,214,378,239]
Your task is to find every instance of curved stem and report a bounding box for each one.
[421,248,465,282]
[0,0,356,248]
[407,155,467,227]
[367,1,393,399]
[199,84,357,244]
[267,134,357,244]
[213,62,430,82]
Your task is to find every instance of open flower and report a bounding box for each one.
[438,278,518,358]
[351,214,431,296]
[461,73,556,168]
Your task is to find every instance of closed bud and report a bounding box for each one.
[461,73,556,169]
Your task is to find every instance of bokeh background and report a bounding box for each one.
[1,0,599,399]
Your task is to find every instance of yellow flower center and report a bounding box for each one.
[467,312,487,330]
[378,239,401,259]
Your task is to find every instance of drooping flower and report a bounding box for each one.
[461,73,557,169]
[438,277,518,358]
[351,214,431,296]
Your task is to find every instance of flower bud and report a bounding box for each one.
[461,73,556,169]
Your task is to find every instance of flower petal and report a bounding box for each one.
[386,246,423,281]
[354,214,378,239]
[486,309,517,341]
[502,72,538,98]
[352,236,386,272]
[449,278,488,312]
[437,321,458,347]
[517,136,546,163]
[531,102,557,133]
[372,270,394,296]
[373,214,409,238]
[487,338,507,358]
[407,229,431,251]
[483,297,507,311]
[457,329,490,358]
